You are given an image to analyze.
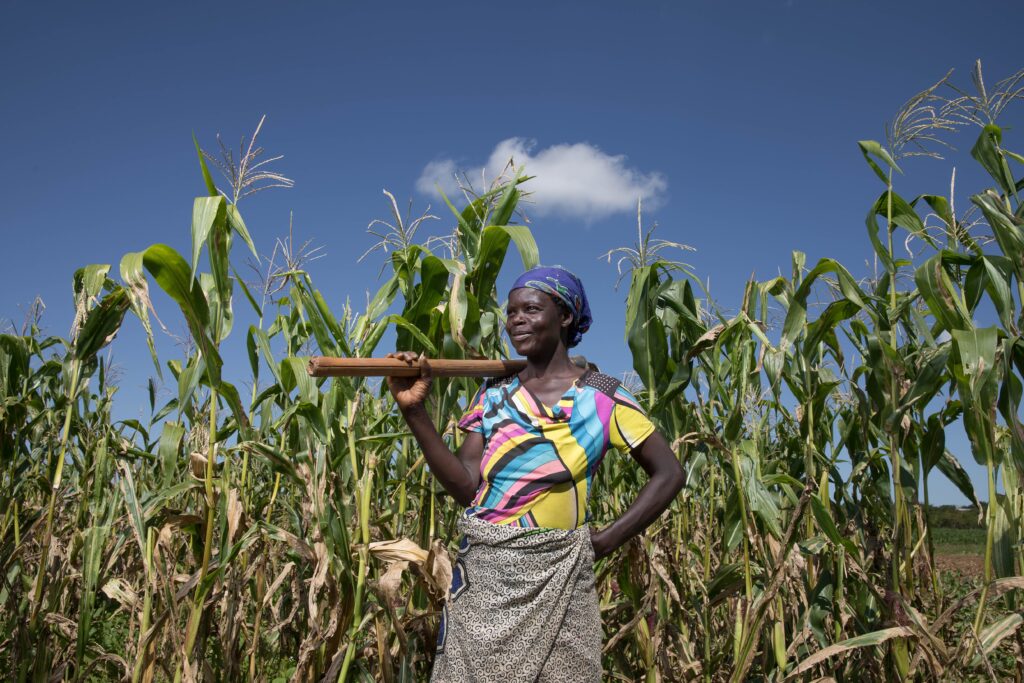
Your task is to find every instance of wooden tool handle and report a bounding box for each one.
[306,356,527,378]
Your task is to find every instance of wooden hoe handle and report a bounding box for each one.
[306,356,527,378]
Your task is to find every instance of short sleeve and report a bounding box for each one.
[608,385,656,454]
[457,385,486,433]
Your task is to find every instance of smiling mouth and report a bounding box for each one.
[510,332,531,341]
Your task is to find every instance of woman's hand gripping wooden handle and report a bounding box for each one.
[385,351,433,412]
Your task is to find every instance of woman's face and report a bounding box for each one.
[506,288,573,357]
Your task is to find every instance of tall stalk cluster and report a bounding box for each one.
[1,66,1023,681]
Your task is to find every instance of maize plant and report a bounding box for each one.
[1,65,1023,681]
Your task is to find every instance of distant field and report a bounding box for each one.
[928,506,986,575]
[932,526,986,555]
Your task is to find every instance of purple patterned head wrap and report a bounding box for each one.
[509,266,592,348]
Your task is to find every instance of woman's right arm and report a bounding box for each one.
[386,352,483,506]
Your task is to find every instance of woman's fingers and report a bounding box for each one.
[388,350,425,365]
[384,352,433,410]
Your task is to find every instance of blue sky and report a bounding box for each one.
[2,0,1022,504]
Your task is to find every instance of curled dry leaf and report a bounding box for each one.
[227,488,244,545]
[189,452,207,478]
[377,560,410,605]
[368,538,429,564]
[367,538,452,603]
[261,561,295,609]
[163,513,204,530]
[650,546,682,605]
[686,323,726,361]
[307,542,330,622]
[427,539,453,598]
[265,526,316,563]
[101,577,139,610]
[44,612,77,641]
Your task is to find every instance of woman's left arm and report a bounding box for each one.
[590,431,685,560]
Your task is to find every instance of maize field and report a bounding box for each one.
[1,65,1023,681]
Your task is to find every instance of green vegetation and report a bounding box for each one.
[928,504,985,529]
[933,527,986,555]
[1,63,1023,681]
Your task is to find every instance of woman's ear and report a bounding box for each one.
[561,309,574,329]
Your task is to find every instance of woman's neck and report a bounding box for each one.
[521,348,580,380]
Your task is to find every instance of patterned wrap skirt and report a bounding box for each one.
[431,514,602,682]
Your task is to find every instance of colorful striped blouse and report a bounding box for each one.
[457,370,656,530]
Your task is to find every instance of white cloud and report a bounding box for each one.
[415,138,667,221]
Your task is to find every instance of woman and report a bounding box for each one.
[386,266,685,682]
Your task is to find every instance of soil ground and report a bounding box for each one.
[934,552,983,575]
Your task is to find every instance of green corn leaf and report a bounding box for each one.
[973,613,1024,664]
[448,272,470,351]
[281,357,318,405]
[239,441,299,482]
[810,495,857,556]
[193,132,219,197]
[156,421,185,489]
[914,253,972,332]
[232,262,262,318]
[74,286,130,360]
[116,462,147,558]
[293,401,328,443]
[216,380,251,440]
[383,314,438,356]
[250,326,280,385]
[139,481,203,521]
[177,355,205,410]
[307,281,350,356]
[952,326,998,403]
[805,299,860,351]
[936,450,981,511]
[201,271,233,342]
[191,195,227,277]
[404,256,449,328]
[863,190,933,271]
[0,334,29,394]
[740,455,783,539]
[898,343,951,413]
[294,286,340,358]
[438,188,481,261]
[226,203,258,259]
[781,258,865,350]
[920,194,953,231]
[471,226,513,301]
[144,244,209,328]
[73,263,113,303]
[973,190,1024,281]
[786,626,914,679]
[865,211,895,273]
[367,272,401,321]
[246,327,260,380]
[981,256,1014,329]
[75,524,111,673]
[120,251,161,376]
[921,414,945,474]
[971,124,1017,197]
[360,318,388,357]
[143,243,222,385]
[490,180,520,227]
[501,225,539,271]
[707,562,745,606]
[991,494,1016,582]
[626,266,669,396]
[858,140,901,184]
